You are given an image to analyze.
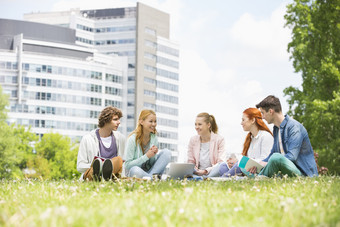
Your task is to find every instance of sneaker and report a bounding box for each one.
[152,173,162,181]
[102,159,113,181]
[93,158,102,181]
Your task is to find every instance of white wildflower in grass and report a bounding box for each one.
[69,186,77,192]
[257,217,264,222]
[125,199,134,208]
[234,207,243,212]
[179,208,184,214]
[251,186,260,192]
[184,187,193,194]
[313,203,318,207]
[314,181,319,185]
[56,206,68,215]
[40,208,52,220]
[286,197,295,204]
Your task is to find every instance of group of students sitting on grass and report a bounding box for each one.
[77,95,318,182]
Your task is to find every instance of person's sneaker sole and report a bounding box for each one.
[93,159,101,181]
[102,159,113,181]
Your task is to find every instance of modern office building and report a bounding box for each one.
[24,3,179,161]
[0,18,128,141]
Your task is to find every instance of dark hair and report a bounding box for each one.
[197,112,218,134]
[242,108,273,156]
[98,106,123,128]
[256,95,282,113]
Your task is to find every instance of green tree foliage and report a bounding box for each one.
[284,0,340,173]
[34,133,79,179]
[0,85,8,122]
[0,85,40,178]
[0,123,22,179]
[13,125,39,170]
[0,86,22,178]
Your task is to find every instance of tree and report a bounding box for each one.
[0,85,8,122]
[0,86,22,178]
[13,125,39,170]
[284,0,340,174]
[0,85,40,179]
[34,132,79,179]
[0,123,22,179]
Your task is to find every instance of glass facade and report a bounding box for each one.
[0,45,124,139]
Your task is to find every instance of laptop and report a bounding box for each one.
[167,163,195,180]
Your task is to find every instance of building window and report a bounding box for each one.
[144,90,156,97]
[145,27,156,36]
[144,64,156,73]
[145,40,157,49]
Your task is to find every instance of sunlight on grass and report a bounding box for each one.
[0,176,339,226]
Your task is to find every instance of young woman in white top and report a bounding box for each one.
[219,108,273,177]
[187,112,225,177]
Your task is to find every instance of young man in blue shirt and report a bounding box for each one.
[249,95,318,177]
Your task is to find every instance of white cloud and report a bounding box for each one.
[52,0,135,11]
[230,3,291,61]
[177,2,297,162]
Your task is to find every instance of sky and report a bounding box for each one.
[1,0,301,162]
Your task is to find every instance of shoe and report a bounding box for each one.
[102,159,113,181]
[152,173,162,181]
[93,158,102,181]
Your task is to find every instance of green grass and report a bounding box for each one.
[0,176,339,227]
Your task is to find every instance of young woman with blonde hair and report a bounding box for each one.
[187,112,226,178]
[219,107,273,177]
[124,109,171,178]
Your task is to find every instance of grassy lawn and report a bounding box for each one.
[0,176,339,227]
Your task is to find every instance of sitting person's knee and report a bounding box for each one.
[129,166,140,176]
[269,153,284,163]
[161,149,172,160]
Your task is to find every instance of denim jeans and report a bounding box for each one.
[192,162,223,178]
[219,162,243,177]
[128,149,171,178]
[260,153,302,177]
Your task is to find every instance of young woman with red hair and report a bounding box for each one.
[219,108,273,177]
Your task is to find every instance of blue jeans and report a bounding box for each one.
[193,163,223,179]
[219,162,243,177]
[128,149,171,178]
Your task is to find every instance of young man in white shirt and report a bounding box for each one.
[77,106,126,181]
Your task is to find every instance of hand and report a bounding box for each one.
[194,169,208,176]
[146,145,158,158]
[227,157,238,169]
[259,161,267,167]
[247,166,257,174]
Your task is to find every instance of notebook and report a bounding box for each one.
[167,163,195,180]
